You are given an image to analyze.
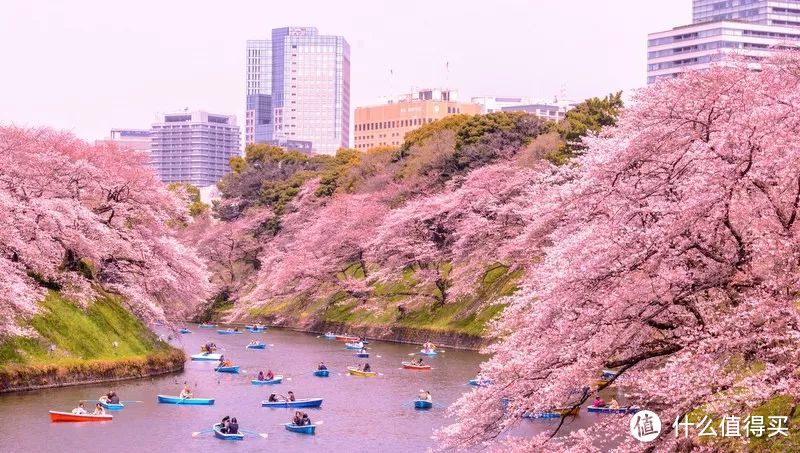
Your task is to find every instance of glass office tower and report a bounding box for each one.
[246,27,350,155]
[693,0,800,26]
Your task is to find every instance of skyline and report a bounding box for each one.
[0,0,690,143]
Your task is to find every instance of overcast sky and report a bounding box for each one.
[0,0,691,142]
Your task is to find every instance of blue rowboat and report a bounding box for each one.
[284,423,316,434]
[213,423,244,441]
[246,325,268,333]
[262,398,323,408]
[190,353,221,361]
[345,342,363,350]
[198,324,216,329]
[355,352,369,358]
[217,329,241,335]
[587,406,639,414]
[179,328,191,334]
[414,399,433,409]
[99,401,124,411]
[157,395,215,405]
[250,375,283,385]
[313,370,329,377]
[214,366,240,373]
[323,332,336,340]
[246,343,267,349]
[523,411,561,419]
[419,349,437,356]
[468,378,491,387]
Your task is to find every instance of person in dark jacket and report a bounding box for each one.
[301,413,311,426]
[220,415,231,433]
[318,362,327,370]
[292,411,302,426]
[227,417,239,434]
[109,391,120,404]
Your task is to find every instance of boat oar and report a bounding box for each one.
[240,428,268,438]
[191,428,214,437]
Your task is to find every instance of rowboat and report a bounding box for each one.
[336,335,359,342]
[323,332,336,339]
[190,353,221,361]
[587,406,639,414]
[524,406,580,419]
[246,342,267,349]
[214,366,240,373]
[251,375,283,385]
[179,328,191,334]
[313,369,329,377]
[198,324,217,329]
[402,361,431,370]
[347,366,376,377]
[468,378,492,387]
[419,349,437,356]
[345,342,364,350]
[261,398,323,408]
[414,399,433,409]
[246,325,268,332]
[99,401,125,410]
[355,352,369,358]
[49,411,113,422]
[285,423,316,434]
[213,423,244,441]
[217,329,241,335]
[157,395,215,405]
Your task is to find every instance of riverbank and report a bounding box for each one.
[0,290,184,393]
[0,349,184,393]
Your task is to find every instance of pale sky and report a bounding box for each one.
[0,0,691,142]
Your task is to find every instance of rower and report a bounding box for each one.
[363,363,371,372]
[593,395,606,407]
[287,391,296,402]
[257,370,265,381]
[318,362,327,371]
[71,402,87,415]
[92,403,106,415]
[108,391,120,404]
[180,384,192,399]
[266,369,274,380]
[268,393,278,402]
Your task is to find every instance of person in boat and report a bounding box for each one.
[359,347,367,354]
[301,412,311,426]
[593,395,606,407]
[287,391,296,402]
[98,392,110,404]
[266,370,274,380]
[318,362,327,370]
[224,359,233,367]
[425,390,432,402]
[414,357,424,366]
[92,403,106,415]
[108,391,120,404]
[217,355,225,366]
[220,415,230,433]
[228,417,239,434]
[362,363,372,372]
[292,411,303,426]
[609,398,620,410]
[72,402,87,414]
[233,327,239,332]
[180,384,192,399]
[257,370,265,381]
[268,393,279,402]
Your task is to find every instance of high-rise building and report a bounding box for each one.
[693,0,800,26]
[149,110,241,187]
[648,1,800,84]
[353,89,481,150]
[95,128,151,153]
[246,27,350,155]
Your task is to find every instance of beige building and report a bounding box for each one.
[354,89,481,149]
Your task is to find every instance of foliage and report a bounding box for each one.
[167,182,208,217]
[439,52,800,451]
[554,91,623,160]
[0,127,211,336]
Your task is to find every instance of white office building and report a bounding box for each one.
[648,1,800,84]
[150,111,241,187]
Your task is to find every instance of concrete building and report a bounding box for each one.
[96,128,151,153]
[353,89,481,150]
[648,1,800,84]
[149,110,241,187]
[501,101,575,122]
[471,96,531,114]
[693,0,800,26]
[246,27,350,154]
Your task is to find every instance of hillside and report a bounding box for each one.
[190,95,623,341]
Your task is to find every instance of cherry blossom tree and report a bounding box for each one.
[439,53,800,451]
[0,127,211,335]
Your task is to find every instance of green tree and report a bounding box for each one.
[551,91,624,162]
[166,181,208,217]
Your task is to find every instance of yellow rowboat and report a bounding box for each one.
[347,366,376,377]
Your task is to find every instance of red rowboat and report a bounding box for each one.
[401,361,432,370]
[49,411,113,422]
[336,335,359,342]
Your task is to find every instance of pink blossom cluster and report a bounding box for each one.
[0,127,211,336]
[438,52,800,451]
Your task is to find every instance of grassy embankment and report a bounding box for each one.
[0,291,183,392]
[238,263,521,338]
